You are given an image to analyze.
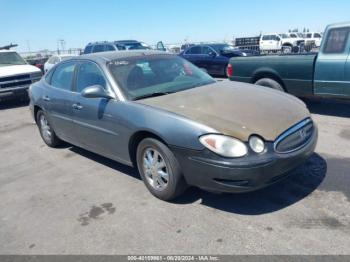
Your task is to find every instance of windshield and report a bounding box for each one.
[279,34,289,39]
[0,52,27,66]
[108,55,215,100]
[116,42,151,50]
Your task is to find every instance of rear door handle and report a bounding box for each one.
[72,103,83,110]
[43,95,50,102]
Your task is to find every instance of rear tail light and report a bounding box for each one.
[226,64,233,77]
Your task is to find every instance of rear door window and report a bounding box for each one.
[323,27,349,54]
[105,45,116,51]
[187,46,201,54]
[50,62,76,91]
[92,45,105,53]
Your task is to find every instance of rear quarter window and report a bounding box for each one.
[50,62,76,90]
[92,45,105,53]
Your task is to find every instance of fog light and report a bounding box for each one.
[249,136,265,153]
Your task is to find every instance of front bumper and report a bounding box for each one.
[171,127,318,193]
[0,85,30,101]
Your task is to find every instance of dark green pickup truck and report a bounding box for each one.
[228,22,350,98]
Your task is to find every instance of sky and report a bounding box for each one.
[1,0,349,52]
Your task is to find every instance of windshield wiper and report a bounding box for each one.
[134,92,174,100]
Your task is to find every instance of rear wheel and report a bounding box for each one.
[255,78,285,92]
[136,138,187,201]
[36,110,61,147]
[282,45,292,54]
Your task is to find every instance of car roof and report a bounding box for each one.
[78,50,169,63]
[56,54,77,58]
[86,40,141,46]
[114,40,139,43]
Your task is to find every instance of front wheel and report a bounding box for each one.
[36,110,61,147]
[136,138,187,201]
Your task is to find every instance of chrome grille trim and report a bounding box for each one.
[274,118,313,154]
[0,73,42,89]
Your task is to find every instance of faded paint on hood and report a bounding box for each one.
[137,81,310,141]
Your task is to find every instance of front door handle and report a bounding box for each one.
[72,103,83,110]
[43,95,50,102]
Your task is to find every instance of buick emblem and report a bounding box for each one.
[299,129,307,139]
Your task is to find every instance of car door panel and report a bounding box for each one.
[314,27,350,96]
[70,61,125,160]
[43,62,76,141]
[344,53,350,96]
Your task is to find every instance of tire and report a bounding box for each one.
[136,138,187,201]
[282,45,292,54]
[255,78,285,92]
[36,110,61,147]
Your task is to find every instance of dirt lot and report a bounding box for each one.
[0,97,349,255]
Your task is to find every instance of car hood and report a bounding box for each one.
[137,81,310,141]
[0,64,41,78]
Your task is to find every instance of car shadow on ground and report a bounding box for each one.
[174,153,327,215]
[67,144,327,215]
[68,146,140,180]
[0,99,29,110]
[303,97,350,118]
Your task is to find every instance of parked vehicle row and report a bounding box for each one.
[235,31,322,53]
[29,50,317,201]
[228,22,350,98]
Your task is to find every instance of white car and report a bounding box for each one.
[0,50,42,101]
[287,32,305,42]
[304,32,323,47]
[260,33,305,53]
[44,54,77,73]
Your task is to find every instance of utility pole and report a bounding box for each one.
[57,39,65,54]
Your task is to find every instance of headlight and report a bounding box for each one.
[249,136,265,153]
[199,134,247,158]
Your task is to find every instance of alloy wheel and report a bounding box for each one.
[142,148,169,191]
[40,114,52,143]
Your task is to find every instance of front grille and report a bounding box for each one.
[0,73,39,89]
[274,119,314,153]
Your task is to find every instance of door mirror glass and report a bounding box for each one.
[208,51,216,57]
[81,85,112,99]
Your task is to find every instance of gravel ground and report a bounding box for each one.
[0,97,349,255]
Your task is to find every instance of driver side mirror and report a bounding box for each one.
[81,85,113,99]
[208,51,217,57]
